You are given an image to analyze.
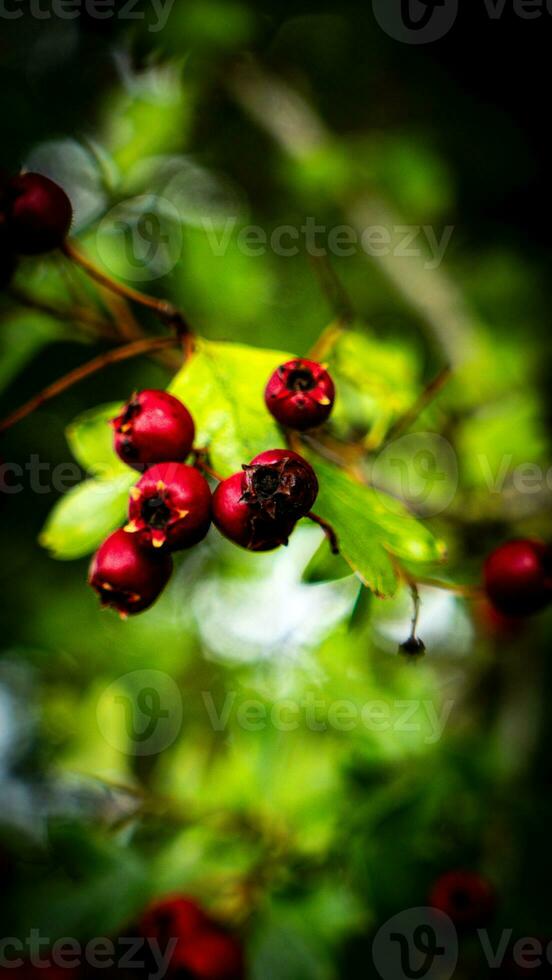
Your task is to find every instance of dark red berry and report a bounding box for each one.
[212,472,296,551]
[111,389,195,472]
[243,448,318,520]
[177,929,245,980]
[6,172,72,254]
[265,358,335,430]
[126,462,211,552]
[89,528,172,616]
[399,636,426,657]
[484,539,552,617]
[429,870,495,930]
[139,895,211,950]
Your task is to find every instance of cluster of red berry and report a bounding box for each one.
[429,869,495,931]
[89,358,337,617]
[0,895,244,980]
[0,171,73,281]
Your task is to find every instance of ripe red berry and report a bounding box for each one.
[88,528,172,616]
[244,448,318,520]
[6,172,72,254]
[484,539,552,617]
[429,870,495,930]
[264,358,335,430]
[126,462,211,551]
[177,929,245,980]
[111,389,195,472]
[212,472,296,551]
[139,895,211,950]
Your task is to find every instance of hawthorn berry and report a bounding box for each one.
[88,528,172,616]
[139,895,211,950]
[177,929,245,980]
[484,539,552,617]
[212,471,296,551]
[243,449,319,521]
[5,172,72,254]
[264,357,335,430]
[111,389,195,472]
[126,462,211,551]
[429,870,495,930]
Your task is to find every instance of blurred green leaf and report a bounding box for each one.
[302,537,353,584]
[0,311,69,392]
[39,472,135,560]
[170,339,292,475]
[66,402,127,477]
[312,458,446,597]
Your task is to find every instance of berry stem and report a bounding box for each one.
[384,364,452,443]
[0,336,177,434]
[8,286,117,340]
[62,239,191,337]
[192,449,224,483]
[307,511,340,554]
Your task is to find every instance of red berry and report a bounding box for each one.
[484,539,552,617]
[429,870,495,930]
[212,472,296,551]
[111,389,195,472]
[177,929,245,980]
[265,358,335,430]
[6,172,72,254]
[244,448,318,520]
[88,528,172,616]
[139,895,211,950]
[126,462,211,552]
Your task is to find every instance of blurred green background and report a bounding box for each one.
[1,3,551,977]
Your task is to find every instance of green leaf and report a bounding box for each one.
[39,472,135,560]
[312,458,446,598]
[302,538,353,584]
[170,339,293,475]
[66,402,126,477]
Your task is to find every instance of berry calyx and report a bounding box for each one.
[243,449,319,521]
[111,389,195,472]
[264,358,335,430]
[5,172,72,254]
[484,539,552,617]
[429,870,495,930]
[88,528,172,616]
[212,472,296,551]
[126,462,211,551]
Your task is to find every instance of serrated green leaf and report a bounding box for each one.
[169,339,293,475]
[66,402,126,477]
[312,458,446,598]
[302,538,353,584]
[39,472,135,560]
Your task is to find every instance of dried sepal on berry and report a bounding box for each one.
[125,462,211,552]
[264,358,335,430]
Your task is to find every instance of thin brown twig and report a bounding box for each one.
[62,239,191,336]
[307,511,339,554]
[192,449,224,483]
[384,364,452,443]
[0,336,177,434]
[308,253,354,325]
[7,286,117,340]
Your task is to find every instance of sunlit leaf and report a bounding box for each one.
[66,402,126,477]
[312,458,446,597]
[39,473,135,560]
[170,339,292,475]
